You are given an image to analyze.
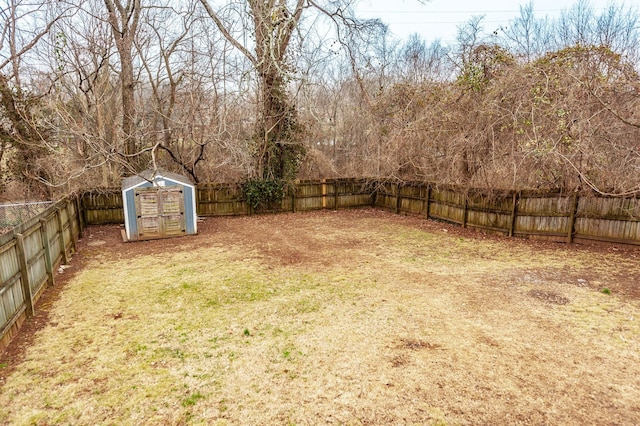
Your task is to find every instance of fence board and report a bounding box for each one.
[1,196,81,351]
[0,276,24,328]
[428,187,466,224]
[20,226,48,299]
[60,205,72,254]
[573,197,640,244]
[82,191,124,224]
[0,240,24,337]
[295,183,325,211]
[45,214,62,267]
[80,180,640,246]
[396,184,427,215]
[196,184,248,216]
[514,195,571,238]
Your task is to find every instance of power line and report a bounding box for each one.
[387,20,518,25]
[362,7,613,14]
[365,10,550,14]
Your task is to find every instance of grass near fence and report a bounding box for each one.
[1,211,639,425]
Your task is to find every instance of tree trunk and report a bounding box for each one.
[200,0,305,181]
[104,0,140,168]
[119,47,136,158]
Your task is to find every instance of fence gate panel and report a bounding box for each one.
[134,186,185,239]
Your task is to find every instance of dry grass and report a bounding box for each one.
[0,210,639,425]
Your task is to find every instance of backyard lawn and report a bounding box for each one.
[0,208,639,425]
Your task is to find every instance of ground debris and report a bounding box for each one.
[396,337,442,350]
[528,289,570,305]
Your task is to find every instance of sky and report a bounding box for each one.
[355,0,628,44]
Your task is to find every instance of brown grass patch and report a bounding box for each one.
[0,209,639,425]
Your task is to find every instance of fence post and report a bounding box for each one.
[39,219,55,287]
[15,233,34,317]
[462,193,469,228]
[567,192,580,244]
[75,194,84,238]
[81,192,89,225]
[334,180,339,210]
[425,184,431,220]
[370,181,378,207]
[246,185,252,216]
[291,188,296,213]
[509,191,519,237]
[56,206,69,264]
[66,200,77,254]
[395,183,401,214]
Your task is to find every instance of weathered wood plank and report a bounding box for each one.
[15,234,33,317]
[1,195,83,350]
[78,180,639,246]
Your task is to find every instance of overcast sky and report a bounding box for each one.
[354,0,630,44]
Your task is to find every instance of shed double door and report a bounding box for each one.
[134,186,185,239]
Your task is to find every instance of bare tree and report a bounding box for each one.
[103,0,140,165]
[135,1,247,183]
[0,0,73,197]
[399,34,451,83]
[501,1,552,62]
[197,0,387,182]
[197,0,306,181]
[555,0,595,48]
[595,2,640,63]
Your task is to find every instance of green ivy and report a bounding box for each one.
[242,178,286,211]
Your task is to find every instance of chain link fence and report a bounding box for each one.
[0,201,53,230]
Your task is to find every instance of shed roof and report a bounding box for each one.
[122,168,194,191]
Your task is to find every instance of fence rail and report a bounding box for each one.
[196,179,373,215]
[0,196,82,350]
[81,179,640,246]
[374,182,640,245]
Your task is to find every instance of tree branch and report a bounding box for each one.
[198,0,257,64]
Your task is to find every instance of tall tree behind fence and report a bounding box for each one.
[0,196,82,350]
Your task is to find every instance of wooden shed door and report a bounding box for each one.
[134,186,186,239]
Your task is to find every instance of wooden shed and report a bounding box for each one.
[122,169,197,241]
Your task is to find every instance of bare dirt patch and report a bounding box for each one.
[1,208,639,425]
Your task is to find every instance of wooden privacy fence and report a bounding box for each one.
[82,191,124,224]
[81,179,640,246]
[0,196,82,350]
[83,179,372,219]
[375,182,640,246]
[196,179,373,216]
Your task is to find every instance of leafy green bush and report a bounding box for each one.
[242,178,285,211]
